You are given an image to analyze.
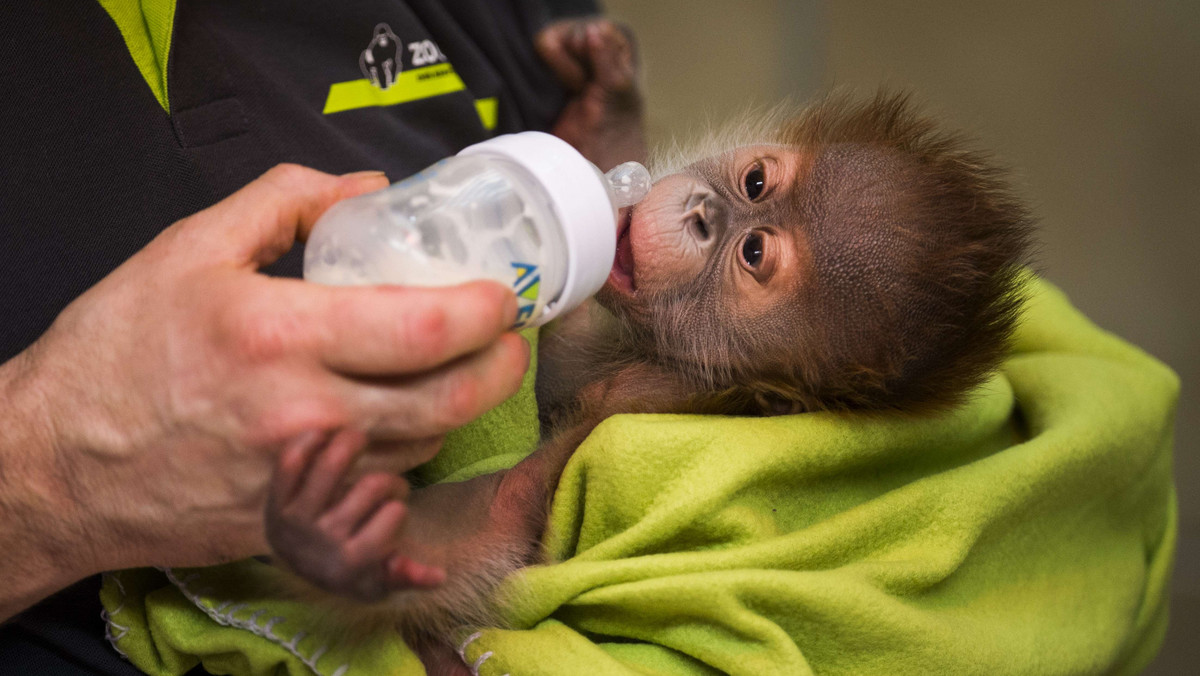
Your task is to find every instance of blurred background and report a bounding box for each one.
[600,1,1197,672]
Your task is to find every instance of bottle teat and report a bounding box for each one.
[603,161,652,208]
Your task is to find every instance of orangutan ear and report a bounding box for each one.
[753,391,805,416]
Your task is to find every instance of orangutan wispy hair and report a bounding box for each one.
[642,91,1034,414]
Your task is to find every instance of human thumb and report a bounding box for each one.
[180,164,389,269]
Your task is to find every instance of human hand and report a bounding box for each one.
[536,17,647,171]
[11,164,529,581]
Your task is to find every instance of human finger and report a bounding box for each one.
[361,436,445,475]
[177,165,389,269]
[340,332,530,439]
[309,280,519,376]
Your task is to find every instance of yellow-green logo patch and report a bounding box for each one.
[323,63,466,114]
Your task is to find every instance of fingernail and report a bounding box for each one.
[342,170,389,181]
[502,289,519,327]
[515,333,532,372]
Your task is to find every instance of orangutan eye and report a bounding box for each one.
[741,232,765,268]
[744,165,766,201]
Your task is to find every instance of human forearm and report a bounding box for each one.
[0,348,95,621]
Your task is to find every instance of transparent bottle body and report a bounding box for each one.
[304,155,568,328]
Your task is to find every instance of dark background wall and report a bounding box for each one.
[604,1,1197,672]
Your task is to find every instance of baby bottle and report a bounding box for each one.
[303,132,651,328]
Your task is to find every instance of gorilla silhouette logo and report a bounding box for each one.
[359,24,402,89]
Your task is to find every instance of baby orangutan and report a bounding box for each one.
[265,91,1034,673]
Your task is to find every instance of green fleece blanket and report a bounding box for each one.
[100,277,1178,676]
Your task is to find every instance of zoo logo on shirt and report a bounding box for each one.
[358,23,444,90]
[323,22,498,131]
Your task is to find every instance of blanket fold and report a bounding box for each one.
[101,278,1178,676]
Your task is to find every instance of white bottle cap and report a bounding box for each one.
[458,132,616,324]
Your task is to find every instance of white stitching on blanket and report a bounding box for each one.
[284,631,309,651]
[456,631,509,676]
[100,572,130,660]
[457,631,483,660]
[470,650,494,675]
[164,567,350,676]
[109,571,128,596]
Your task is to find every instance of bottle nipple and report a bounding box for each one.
[604,161,652,209]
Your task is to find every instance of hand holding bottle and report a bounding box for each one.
[304,132,650,328]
